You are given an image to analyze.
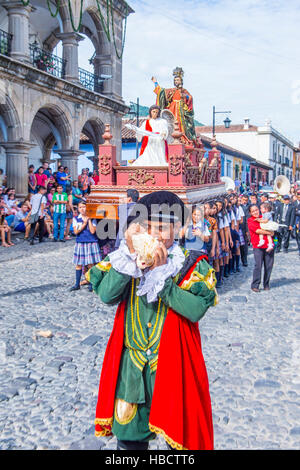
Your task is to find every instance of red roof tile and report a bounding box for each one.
[196,124,258,134]
[122,118,148,140]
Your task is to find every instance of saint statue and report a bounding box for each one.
[152,67,196,144]
[125,105,169,166]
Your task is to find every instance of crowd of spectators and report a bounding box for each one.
[1,163,300,295]
[0,164,99,247]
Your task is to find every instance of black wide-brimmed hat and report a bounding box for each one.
[126,190,189,229]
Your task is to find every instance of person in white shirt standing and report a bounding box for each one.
[29,185,47,245]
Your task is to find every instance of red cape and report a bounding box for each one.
[139,119,169,162]
[95,254,214,450]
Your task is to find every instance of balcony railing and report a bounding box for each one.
[79,67,104,94]
[29,43,66,79]
[0,29,12,57]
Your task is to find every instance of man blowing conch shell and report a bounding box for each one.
[86,191,217,450]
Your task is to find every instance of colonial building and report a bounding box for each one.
[0,0,133,195]
[198,134,272,190]
[293,145,300,182]
[197,119,295,184]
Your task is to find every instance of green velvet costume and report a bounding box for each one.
[88,250,217,442]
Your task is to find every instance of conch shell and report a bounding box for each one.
[131,232,159,270]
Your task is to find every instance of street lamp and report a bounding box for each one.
[212,105,232,137]
[129,98,140,159]
[223,116,231,128]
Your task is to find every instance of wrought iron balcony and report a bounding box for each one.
[79,67,104,94]
[0,29,12,57]
[29,43,66,79]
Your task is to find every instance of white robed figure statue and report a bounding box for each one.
[125,105,174,167]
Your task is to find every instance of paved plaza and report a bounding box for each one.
[0,237,299,450]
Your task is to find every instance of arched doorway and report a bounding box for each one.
[80,118,105,174]
[29,104,74,176]
[0,91,24,194]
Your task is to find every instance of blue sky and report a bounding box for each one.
[76,1,300,145]
[117,0,300,145]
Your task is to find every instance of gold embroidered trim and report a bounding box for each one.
[126,280,167,374]
[149,423,188,450]
[94,417,113,437]
[114,399,138,425]
[95,417,113,426]
[95,428,112,437]
[95,261,112,272]
[129,349,143,371]
[213,288,219,306]
[181,268,217,291]
[136,350,148,365]
[149,357,158,372]
[85,269,91,282]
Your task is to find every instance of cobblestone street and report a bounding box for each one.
[0,238,299,450]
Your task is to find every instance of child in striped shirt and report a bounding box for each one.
[52,185,68,242]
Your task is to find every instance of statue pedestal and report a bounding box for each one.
[98,145,117,185]
[168,143,186,186]
[115,166,168,187]
[87,124,225,220]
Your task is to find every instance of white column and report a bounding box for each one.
[54,149,84,180]
[56,32,84,83]
[93,52,113,95]
[1,1,32,63]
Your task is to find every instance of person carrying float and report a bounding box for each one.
[86,191,217,450]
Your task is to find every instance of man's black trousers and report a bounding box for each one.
[277,227,291,251]
[29,217,45,242]
[251,248,275,290]
[240,237,248,265]
[296,226,300,253]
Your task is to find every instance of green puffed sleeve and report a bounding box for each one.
[86,257,111,292]
[98,267,132,305]
[86,256,132,305]
[158,258,217,323]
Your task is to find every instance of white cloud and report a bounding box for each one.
[121,0,300,143]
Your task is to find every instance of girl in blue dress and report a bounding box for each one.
[70,202,101,292]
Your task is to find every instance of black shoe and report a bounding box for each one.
[39,239,44,243]
[242,262,248,267]
[276,248,281,253]
[53,238,58,242]
[70,285,80,292]
[59,239,66,243]
[29,239,34,245]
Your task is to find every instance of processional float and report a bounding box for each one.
[86,67,226,222]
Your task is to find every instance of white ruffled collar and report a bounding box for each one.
[109,240,185,303]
